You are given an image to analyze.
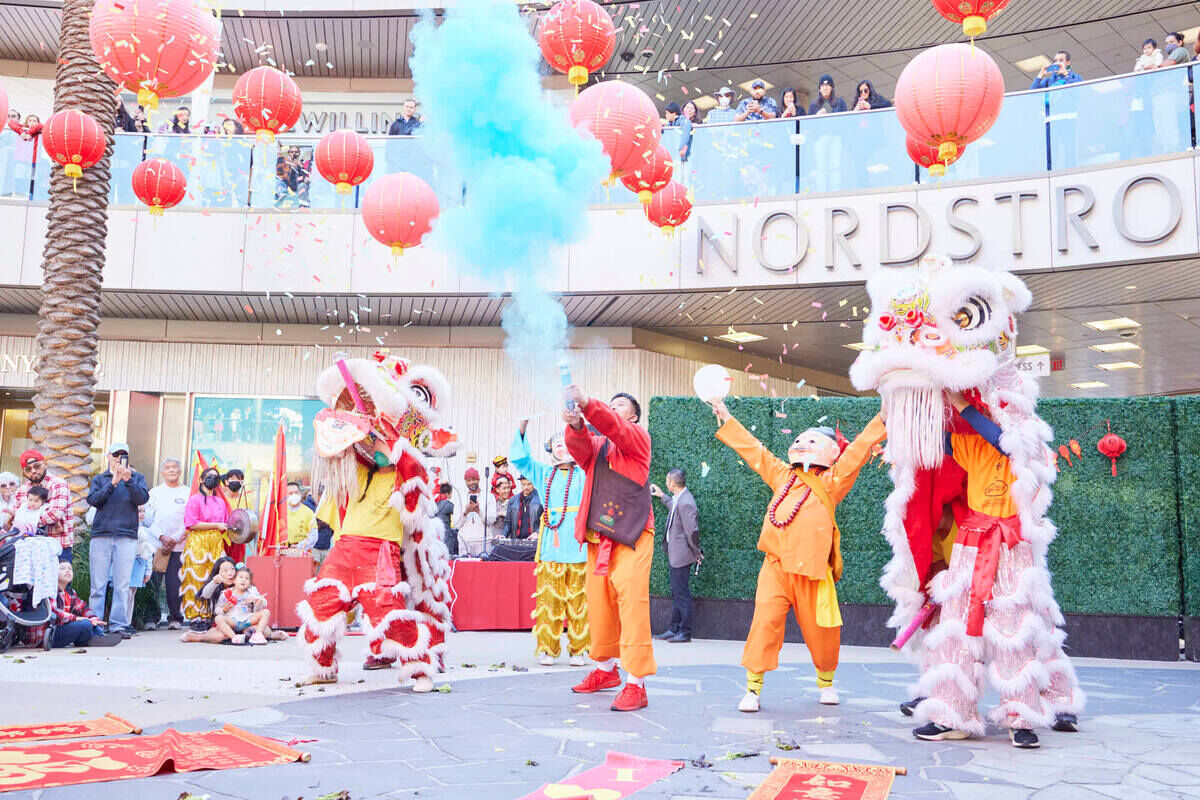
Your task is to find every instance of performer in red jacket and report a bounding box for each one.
[562,384,656,712]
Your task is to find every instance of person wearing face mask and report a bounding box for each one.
[511,422,590,667]
[705,86,738,124]
[179,467,232,623]
[221,469,249,562]
[284,481,318,551]
[711,399,886,713]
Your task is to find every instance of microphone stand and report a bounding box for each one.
[482,465,492,560]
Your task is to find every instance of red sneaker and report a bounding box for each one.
[610,683,648,712]
[363,656,395,671]
[571,667,621,694]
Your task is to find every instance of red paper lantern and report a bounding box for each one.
[1097,428,1127,477]
[538,0,616,87]
[644,180,691,235]
[89,0,221,111]
[41,110,106,180]
[894,43,1004,164]
[131,157,187,215]
[620,143,675,204]
[232,66,303,143]
[361,173,439,256]
[570,80,662,183]
[931,0,1011,38]
[0,82,8,129]
[906,135,965,178]
[315,130,375,195]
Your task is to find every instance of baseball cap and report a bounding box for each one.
[715,86,734,96]
[750,79,765,89]
[108,442,130,455]
[819,74,834,86]
[664,101,682,114]
[19,449,45,469]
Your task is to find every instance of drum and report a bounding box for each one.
[227,509,260,545]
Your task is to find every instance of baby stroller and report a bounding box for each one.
[0,531,55,653]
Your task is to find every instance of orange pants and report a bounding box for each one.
[742,555,840,680]
[585,529,656,678]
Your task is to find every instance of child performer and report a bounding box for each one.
[711,399,886,711]
[510,420,590,666]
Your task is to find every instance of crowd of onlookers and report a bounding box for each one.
[1,444,330,650]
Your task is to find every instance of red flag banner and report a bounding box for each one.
[0,715,140,745]
[748,759,905,800]
[0,724,308,793]
[518,751,683,800]
[258,422,288,556]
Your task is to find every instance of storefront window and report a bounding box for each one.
[0,406,108,475]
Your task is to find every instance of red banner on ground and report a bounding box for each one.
[748,759,903,800]
[518,751,683,800]
[0,724,308,793]
[0,715,141,745]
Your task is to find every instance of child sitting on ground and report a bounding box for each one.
[10,485,48,535]
[214,565,271,645]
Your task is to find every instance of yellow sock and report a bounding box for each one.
[816,669,835,688]
[746,670,764,695]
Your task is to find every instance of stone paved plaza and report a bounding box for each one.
[3,632,1199,800]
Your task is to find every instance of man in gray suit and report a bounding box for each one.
[651,468,701,643]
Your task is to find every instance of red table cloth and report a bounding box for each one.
[449,560,537,630]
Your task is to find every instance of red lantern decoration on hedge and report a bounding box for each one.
[644,180,691,235]
[538,0,616,87]
[570,80,662,183]
[89,0,221,111]
[232,66,303,143]
[1097,423,1127,477]
[131,157,187,215]
[620,143,674,204]
[41,110,106,185]
[894,43,1004,164]
[361,173,439,256]
[906,135,965,178]
[315,130,375,195]
[931,0,1011,38]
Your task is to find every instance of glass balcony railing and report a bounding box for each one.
[0,64,1196,211]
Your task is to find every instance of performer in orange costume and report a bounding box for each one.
[562,383,656,712]
[711,398,886,712]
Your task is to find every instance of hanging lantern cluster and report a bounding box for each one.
[931,0,1011,38]
[315,130,375,195]
[644,180,692,235]
[361,173,439,256]
[537,0,616,87]
[88,0,221,111]
[40,110,106,187]
[894,42,1004,165]
[0,81,8,128]
[570,80,662,184]
[906,135,966,178]
[232,66,304,143]
[131,157,187,215]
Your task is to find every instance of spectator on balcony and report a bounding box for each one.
[275,145,312,209]
[852,80,892,111]
[808,76,847,115]
[735,80,778,122]
[1135,39,1164,72]
[388,99,423,136]
[1160,32,1190,67]
[1029,51,1081,89]
[664,102,693,162]
[220,118,245,136]
[159,107,191,134]
[778,87,804,119]
[705,86,737,124]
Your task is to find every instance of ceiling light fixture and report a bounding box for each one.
[716,330,767,344]
[1070,381,1109,390]
[737,78,773,92]
[693,95,717,111]
[1090,342,1141,353]
[1084,317,1140,332]
[1015,344,1049,356]
[1096,361,1142,371]
[1014,55,1051,72]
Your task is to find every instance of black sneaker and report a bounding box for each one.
[913,723,968,741]
[652,631,677,640]
[900,697,925,717]
[1010,728,1040,749]
[118,628,133,640]
[1051,713,1078,732]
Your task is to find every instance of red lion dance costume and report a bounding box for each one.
[850,254,1084,749]
[298,352,457,691]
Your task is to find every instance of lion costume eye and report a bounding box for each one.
[953,296,992,330]
[411,383,433,406]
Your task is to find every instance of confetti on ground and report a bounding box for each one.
[701,462,711,478]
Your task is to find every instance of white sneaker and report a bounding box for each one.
[412,676,435,693]
[569,654,586,667]
[819,687,840,705]
[538,654,555,666]
[738,691,761,712]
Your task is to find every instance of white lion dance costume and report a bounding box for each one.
[298,352,457,691]
[849,254,1084,748]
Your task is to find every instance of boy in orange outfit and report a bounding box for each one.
[563,383,656,712]
[712,399,886,712]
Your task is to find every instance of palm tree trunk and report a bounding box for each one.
[31,0,118,510]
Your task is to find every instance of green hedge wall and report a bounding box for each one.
[648,395,1185,618]
[1177,396,1200,617]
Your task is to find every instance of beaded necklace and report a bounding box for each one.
[767,472,812,528]
[541,464,574,531]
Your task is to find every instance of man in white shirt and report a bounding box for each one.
[143,458,190,630]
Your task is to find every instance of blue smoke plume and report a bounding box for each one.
[410,0,609,367]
